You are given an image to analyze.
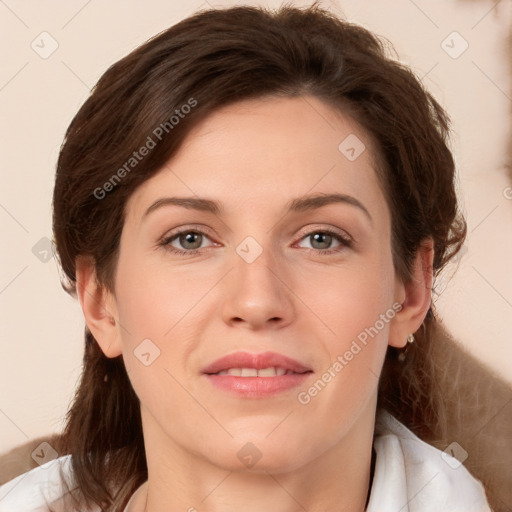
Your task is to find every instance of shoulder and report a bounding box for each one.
[0,455,97,512]
[368,409,491,512]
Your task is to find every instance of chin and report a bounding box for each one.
[206,431,316,474]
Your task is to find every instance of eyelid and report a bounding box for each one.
[159,224,217,244]
[293,224,353,244]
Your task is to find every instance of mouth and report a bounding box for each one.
[213,367,306,377]
[202,351,313,398]
[202,350,312,375]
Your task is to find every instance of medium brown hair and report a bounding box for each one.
[52,3,490,511]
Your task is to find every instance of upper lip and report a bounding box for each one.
[202,351,312,375]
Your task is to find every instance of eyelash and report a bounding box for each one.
[159,227,353,256]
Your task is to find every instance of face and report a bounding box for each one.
[106,96,405,473]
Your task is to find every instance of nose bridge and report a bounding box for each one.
[221,235,294,328]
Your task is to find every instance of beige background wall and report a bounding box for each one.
[1,0,511,453]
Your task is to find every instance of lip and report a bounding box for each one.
[202,351,313,398]
[202,351,312,375]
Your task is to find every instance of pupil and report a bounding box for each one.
[181,232,202,249]
[312,232,331,249]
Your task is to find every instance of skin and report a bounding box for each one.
[77,95,433,512]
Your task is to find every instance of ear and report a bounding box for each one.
[75,256,122,358]
[388,238,434,348]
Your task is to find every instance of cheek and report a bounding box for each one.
[114,254,197,341]
[112,250,216,398]
[296,253,396,342]
[112,259,193,422]
[294,250,396,396]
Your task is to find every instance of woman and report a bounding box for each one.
[0,3,501,511]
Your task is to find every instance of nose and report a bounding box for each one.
[221,246,295,330]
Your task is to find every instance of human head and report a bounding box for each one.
[52,4,465,509]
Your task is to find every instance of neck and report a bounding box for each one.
[137,402,377,512]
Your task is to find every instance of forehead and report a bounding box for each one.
[126,95,389,223]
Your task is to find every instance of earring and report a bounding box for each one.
[398,333,415,362]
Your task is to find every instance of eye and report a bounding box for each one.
[161,229,215,255]
[160,227,352,256]
[295,229,352,255]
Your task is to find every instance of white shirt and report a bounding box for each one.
[0,409,491,511]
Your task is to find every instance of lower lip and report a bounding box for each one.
[204,373,312,398]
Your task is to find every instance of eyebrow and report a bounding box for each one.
[143,192,373,224]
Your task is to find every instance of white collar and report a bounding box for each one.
[366,409,491,512]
